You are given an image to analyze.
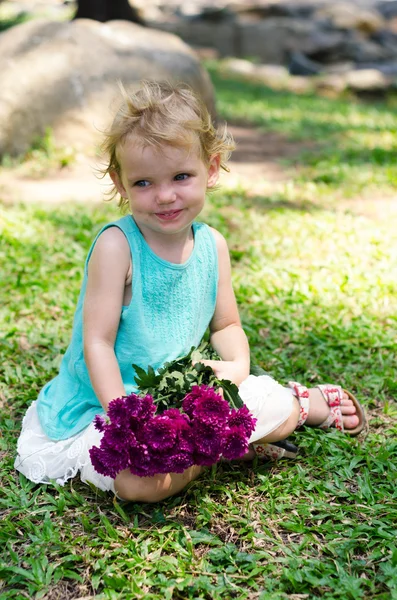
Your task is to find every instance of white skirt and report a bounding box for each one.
[14,375,294,492]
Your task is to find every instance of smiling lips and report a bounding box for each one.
[155,209,183,221]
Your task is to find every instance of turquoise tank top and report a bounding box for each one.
[37,216,218,440]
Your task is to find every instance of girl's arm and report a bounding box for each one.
[83,227,131,412]
[200,228,250,387]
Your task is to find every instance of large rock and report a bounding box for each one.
[155,19,237,57]
[146,1,397,89]
[238,18,319,64]
[0,18,216,157]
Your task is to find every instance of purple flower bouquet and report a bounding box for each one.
[89,384,257,479]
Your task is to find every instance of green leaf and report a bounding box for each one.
[132,363,162,388]
[166,371,185,387]
[191,348,204,363]
[1,566,36,582]
[189,529,223,546]
[131,342,246,411]
[219,379,243,409]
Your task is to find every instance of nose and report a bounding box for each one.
[156,183,177,205]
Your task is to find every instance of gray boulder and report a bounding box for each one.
[0,18,215,157]
[238,18,319,64]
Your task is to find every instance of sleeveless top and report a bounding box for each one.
[37,215,219,441]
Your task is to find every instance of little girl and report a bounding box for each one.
[15,81,365,502]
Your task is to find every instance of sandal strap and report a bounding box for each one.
[252,441,298,461]
[288,381,310,428]
[317,384,344,432]
[252,442,287,460]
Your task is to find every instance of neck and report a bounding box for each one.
[133,219,195,264]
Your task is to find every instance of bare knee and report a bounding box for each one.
[114,465,202,503]
[114,472,170,503]
[257,396,300,443]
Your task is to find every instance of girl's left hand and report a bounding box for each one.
[194,359,249,388]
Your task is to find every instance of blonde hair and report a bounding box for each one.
[101,80,235,210]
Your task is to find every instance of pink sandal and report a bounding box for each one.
[289,381,366,436]
[251,381,365,461]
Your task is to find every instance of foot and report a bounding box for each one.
[305,388,360,431]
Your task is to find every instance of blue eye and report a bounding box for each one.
[135,180,149,187]
[175,173,189,181]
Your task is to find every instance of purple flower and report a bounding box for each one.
[182,385,208,416]
[89,437,130,478]
[124,393,142,416]
[128,416,143,435]
[162,408,191,433]
[142,416,178,451]
[89,445,116,478]
[166,451,194,473]
[100,438,130,472]
[93,414,107,432]
[149,439,194,474]
[194,450,221,467]
[222,426,249,460]
[125,393,156,421]
[162,408,190,423]
[192,423,223,456]
[102,425,137,451]
[162,408,181,419]
[228,405,257,438]
[129,444,157,477]
[90,382,253,479]
[107,397,129,425]
[147,452,170,475]
[138,394,157,420]
[178,431,194,454]
[192,393,230,426]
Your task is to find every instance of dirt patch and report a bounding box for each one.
[223,124,319,193]
[0,153,109,205]
[229,125,316,173]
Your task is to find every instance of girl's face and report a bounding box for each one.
[111,136,220,242]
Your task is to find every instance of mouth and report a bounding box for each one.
[155,209,183,221]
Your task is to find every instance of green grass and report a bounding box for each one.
[0,12,31,33]
[1,64,397,599]
[1,127,76,175]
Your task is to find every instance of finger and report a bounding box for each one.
[192,359,217,368]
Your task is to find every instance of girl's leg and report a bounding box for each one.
[114,465,203,503]
[250,388,361,451]
[113,390,362,500]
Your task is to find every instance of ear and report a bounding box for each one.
[207,154,221,189]
[110,169,128,198]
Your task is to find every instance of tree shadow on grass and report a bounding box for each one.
[245,194,322,213]
[211,188,325,215]
[210,65,397,200]
[210,66,396,140]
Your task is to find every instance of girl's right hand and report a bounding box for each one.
[193,359,248,387]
